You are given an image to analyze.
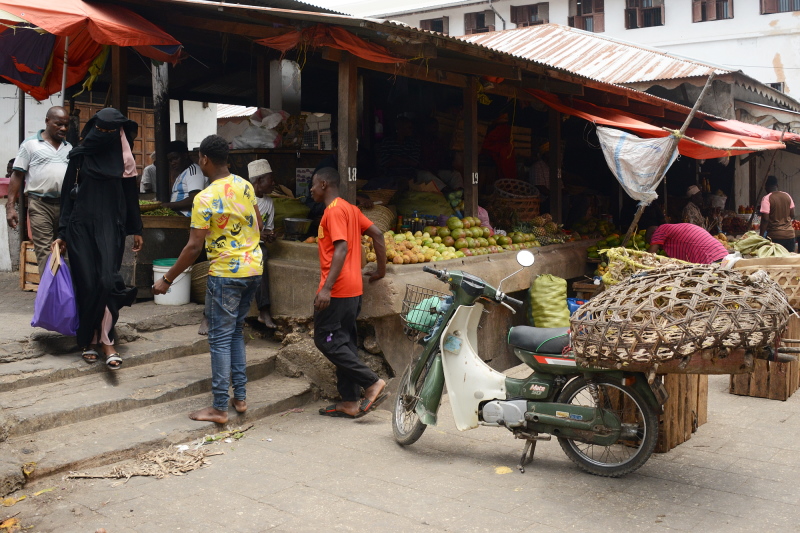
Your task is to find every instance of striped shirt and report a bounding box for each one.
[12,130,71,198]
[651,224,727,264]
[170,163,208,216]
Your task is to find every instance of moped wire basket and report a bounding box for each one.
[400,284,449,338]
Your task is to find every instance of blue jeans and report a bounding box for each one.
[205,275,260,411]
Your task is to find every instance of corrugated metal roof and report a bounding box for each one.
[217,104,257,119]
[460,24,731,85]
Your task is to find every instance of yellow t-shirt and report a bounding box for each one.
[191,174,263,278]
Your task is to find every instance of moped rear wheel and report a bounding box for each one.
[556,377,658,477]
[392,356,433,446]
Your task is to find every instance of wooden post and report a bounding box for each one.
[152,62,171,203]
[548,109,562,224]
[17,88,27,247]
[463,77,479,217]
[746,127,787,229]
[337,52,357,204]
[111,46,128,117]
[256,54,268,109]
[621,73,716,247]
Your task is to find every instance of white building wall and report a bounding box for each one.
[168,100,218,150]
[0,85,63,168]
[387,0,800,97]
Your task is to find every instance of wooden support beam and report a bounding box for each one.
[322,49,468,88]
[520,76,584,96]
[627,100,665,118]
[168,13,290,38]
[584,86,628,107]
[549,109,562,224]
[463,77,479,218]
[337,52,358,204]
[426,57,520,81]
[111,46,128,117]
[152,62,171,203]
[256,54,268,109]
[382,41,437,60]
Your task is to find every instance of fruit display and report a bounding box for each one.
[792,220,800,230]
[362,216,541,264]
[512,213,571,245]
[446,189,465,212]
[570,216,618,239]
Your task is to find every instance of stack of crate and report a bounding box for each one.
[656,374,708,453]
[19,241,39,291]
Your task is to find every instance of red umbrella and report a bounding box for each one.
[0,0,181,101]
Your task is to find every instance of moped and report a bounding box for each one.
[392,250,669,477]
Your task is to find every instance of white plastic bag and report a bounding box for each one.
[231,108,288,149]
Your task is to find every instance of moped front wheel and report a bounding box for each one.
[556,376,658,477]
[392,357,433,446]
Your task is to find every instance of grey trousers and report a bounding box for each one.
[28,196,60,276]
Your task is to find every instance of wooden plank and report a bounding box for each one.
[23,283,38,292]
[791,358,799,395]
[751,359,769,398]
[426,57,521,81]
[25,250,36,263]
[141,216,191,229]
[685,374,698,439]
[730,372,751,396]
[25,272,40,284]
[19,240,26,290]
[767,361,789,401]
[463,76,479,218]
[111,46,128,117]
[697,375,708,426]
[24,262,38,274]
[675,374,686,447]
[337,52,358,205]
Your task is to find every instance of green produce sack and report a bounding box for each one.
[273,197,311,230]
[529,274,570,328]
[394,191,454,218]
[406,296,441,333]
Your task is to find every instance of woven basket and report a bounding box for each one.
[486,195,540,223]
[360,205,395,233]
[190,261,210,304]
[601,247,690,286]
[570,265,792,370]
[139,202,162,213]
[734,256,800,309]
[361,189,397,206]
[495,179,538,199]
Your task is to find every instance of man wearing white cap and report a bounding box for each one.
[682,185,706,228]
[249,159,277,328]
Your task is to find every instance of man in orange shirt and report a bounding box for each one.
[311,167,387,418]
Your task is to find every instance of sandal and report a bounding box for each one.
[105,353,122,370]
[81,349,99,364]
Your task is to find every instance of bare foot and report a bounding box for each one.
[364,379,386,404]
[258,309,277,329]
[189,406,228,423]
[233,399,247,413]
[328,401,361,417]
[198,316,209,336]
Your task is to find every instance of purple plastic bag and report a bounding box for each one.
[31,249,79,336]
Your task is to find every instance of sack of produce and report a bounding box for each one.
[273,197,311,230]
[529,274,570,328]
[394,191,454,218]
[571,265,792,369]
[733,231,771,255]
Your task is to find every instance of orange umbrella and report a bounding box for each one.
[0,0,181,101]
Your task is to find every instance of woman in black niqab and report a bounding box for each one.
[55,108,144,369]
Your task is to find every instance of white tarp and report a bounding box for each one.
[596,126,679,206]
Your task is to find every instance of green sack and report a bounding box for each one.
[273,197,311,230]
[394,191,455,218]
[529,274,570,328]
[406,296,441,333]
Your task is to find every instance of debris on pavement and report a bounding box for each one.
[64,445,223,482]
[200,424,254,445]
[0,496,25,507]
[280,408,305,417]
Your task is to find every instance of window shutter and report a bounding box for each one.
[761,0,778,14]
[510,5,519,24]
[660,4,665,24]
[465,12,477,33]
[538,2,549,22]
[706,0,717,20]
[568,15,576,27]
[594,12,605,32]
[442,16,449,35]
[692,0,702,22]
[485,10,496,27]
[596,0,604,12]
[420,19,431,30]
[568,0,578,17]
[638,7,644,27]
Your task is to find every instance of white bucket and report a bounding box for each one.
[153,260,192,305]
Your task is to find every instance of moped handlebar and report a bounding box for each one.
[504,295,524,308]
[422,265,446,279]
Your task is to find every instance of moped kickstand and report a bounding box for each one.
[515,432,551,473]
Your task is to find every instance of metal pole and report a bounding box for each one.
[620,73,716,247]
[17,88,27,248]
[60,36,70,107]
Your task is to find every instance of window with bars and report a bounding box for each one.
[761,0,800,13]
[464,11,496,34]
[510,3,550,27]
[625,0,664,28]
[568,0,605,32]
[692,0,733,21]
[420,16,449,34]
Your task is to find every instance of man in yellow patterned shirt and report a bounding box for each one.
[154,135,263,424]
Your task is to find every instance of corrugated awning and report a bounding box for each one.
[528,90,786,159]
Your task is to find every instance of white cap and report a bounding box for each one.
[248,159,272,181]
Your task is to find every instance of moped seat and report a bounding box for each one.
[508,326,570,355]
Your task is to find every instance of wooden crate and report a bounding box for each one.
[655,374,708,453]
[729,315,800,401]
[19,241,39,292]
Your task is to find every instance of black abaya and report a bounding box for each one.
[58,110,142,348]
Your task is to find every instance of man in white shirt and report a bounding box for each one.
[6,107,71,274]
[162,141,208,216]
[249,159,277,328]
[139,151,157,193]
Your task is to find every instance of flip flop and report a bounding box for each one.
[82,349,99,364]
[359,392,388,413]
[318,404,364,419]
[105,353,122,370]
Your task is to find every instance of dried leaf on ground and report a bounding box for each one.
[1,496,25,507]
[201,424,254,445]
[0,517,20,532]
[65,446,224,482]
[21,463,35,478]
[32,488,55,497]
[280,408,304,417]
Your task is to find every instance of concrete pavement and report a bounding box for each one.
[5,374,800,533]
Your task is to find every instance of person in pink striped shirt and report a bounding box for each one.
[646,223,727,264]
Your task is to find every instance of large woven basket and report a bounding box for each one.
[570,265,792,371]
[360,205,395,233]
[495,179,538,199]
[190,261,210,304]
[486,195,540,223]
[734,256,800,309]
[139,201,162,213]
[361,189,397,206]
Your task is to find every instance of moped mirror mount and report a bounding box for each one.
[497,250,536,293]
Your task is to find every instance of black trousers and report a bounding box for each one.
[314,296,379,402]
[256,244,270,310]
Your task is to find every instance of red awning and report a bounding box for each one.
[527,90,786,159]
[256,25,404,64]
[0,0,181,100]
[705,118,800,144]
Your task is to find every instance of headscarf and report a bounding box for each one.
[69,108,138,181]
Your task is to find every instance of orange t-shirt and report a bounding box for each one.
[317,198,374,298]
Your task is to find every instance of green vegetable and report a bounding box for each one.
[142,208,179,216]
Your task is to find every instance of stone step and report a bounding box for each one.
[0,372,314,496]
[0,342,281,439]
